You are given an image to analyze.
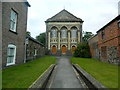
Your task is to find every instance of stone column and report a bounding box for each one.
[68,31,70,50]
[78,31,80,43]
[58,31,60,50]
[48,32,50,50]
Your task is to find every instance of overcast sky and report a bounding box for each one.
[27,0,119,38]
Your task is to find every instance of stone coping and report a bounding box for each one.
[73,64,108,89]
[28,64,55,89]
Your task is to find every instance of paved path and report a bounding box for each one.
[50,56,83,88]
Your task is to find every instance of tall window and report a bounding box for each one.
[61,30,67,38]
[51,30,57,38]
[101,46,107,58]
[101,31,105,39]
[10,9,17,32]
[7,44,16,66]
[118,22,120,28]
[34,49,37,56]
[71,30,77,38]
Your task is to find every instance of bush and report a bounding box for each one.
[74,42,91,58]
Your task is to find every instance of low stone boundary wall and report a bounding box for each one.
[73,64,107,89]
[28,64,55,89]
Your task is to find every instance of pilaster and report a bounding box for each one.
[68,31,71,50]
[48,32,50,50]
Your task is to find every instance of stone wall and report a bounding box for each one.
[2,2,29,68]
[46,22,82,56]
[107,46,120,65]
[0,2,2,69]
[26,36,45,62]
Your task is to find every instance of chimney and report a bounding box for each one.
[118,1,120,15]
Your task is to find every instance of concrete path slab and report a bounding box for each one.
[50,56,83,88]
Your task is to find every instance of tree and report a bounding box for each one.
[82,32,94,42]
[74,42,91,58]
[36,32,46,46]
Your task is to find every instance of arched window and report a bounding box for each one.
[51,27,57,38]
[51,30,57,38]
[71,27,77,38]
[61,27,67,38]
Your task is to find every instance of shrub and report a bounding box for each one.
[74,42,91,58]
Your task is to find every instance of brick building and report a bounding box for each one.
[96,15,120,65]
[45,9,83,55]
[25,35,45,62]
[1,2,30,69]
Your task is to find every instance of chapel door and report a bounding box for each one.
[72,46,77,53]
[62,45,66,54]
[52,45,57,54]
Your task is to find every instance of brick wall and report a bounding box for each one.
[97,16,120,65]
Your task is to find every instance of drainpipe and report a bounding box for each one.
[24,38,29,63]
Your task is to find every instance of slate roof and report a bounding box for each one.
[45,9,83,23]
[26,35,44,46]
[25,2,31,7]
[24,0,31,7]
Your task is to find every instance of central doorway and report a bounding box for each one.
[62,45,66,54]
[52,45,57,54]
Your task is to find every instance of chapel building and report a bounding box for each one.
[45,9,83,55]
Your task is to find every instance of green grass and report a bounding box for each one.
[2,56,56,88]
[70,57,119,88]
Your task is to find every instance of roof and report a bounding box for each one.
[25,2,31,7]
[45,9,84,23]
[97,15,120,33]
[23,0,31,7]
[26,35,44,46]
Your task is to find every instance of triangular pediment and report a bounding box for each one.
[46,9,83,22]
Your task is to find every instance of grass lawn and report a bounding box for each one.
[2,56,56,88]
[70,57,119,88]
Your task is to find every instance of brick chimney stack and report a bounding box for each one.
[118,1,120,15]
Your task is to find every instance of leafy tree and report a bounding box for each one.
[74,42,91,58]
[82,32,94,42]
[36,32,46,46]
[26,31,31,36]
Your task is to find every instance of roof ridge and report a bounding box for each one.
[47,9,66,21]
[45,9,83,22]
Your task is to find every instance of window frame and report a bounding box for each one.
[34,49,37,56]
[51,30,57,38]
[10,9,18,33]
[101,46,107,58]
[118,22,120,28]
[71,30,77,39]
[61,29,67,38]
[6,44,16,66]
[101,30,105,39]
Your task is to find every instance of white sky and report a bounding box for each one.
[27,0,119,38]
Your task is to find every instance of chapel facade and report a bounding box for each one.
[45,9,83,55]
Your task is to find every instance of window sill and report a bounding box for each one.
[6,63,15,66]
[9,30,18,35]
